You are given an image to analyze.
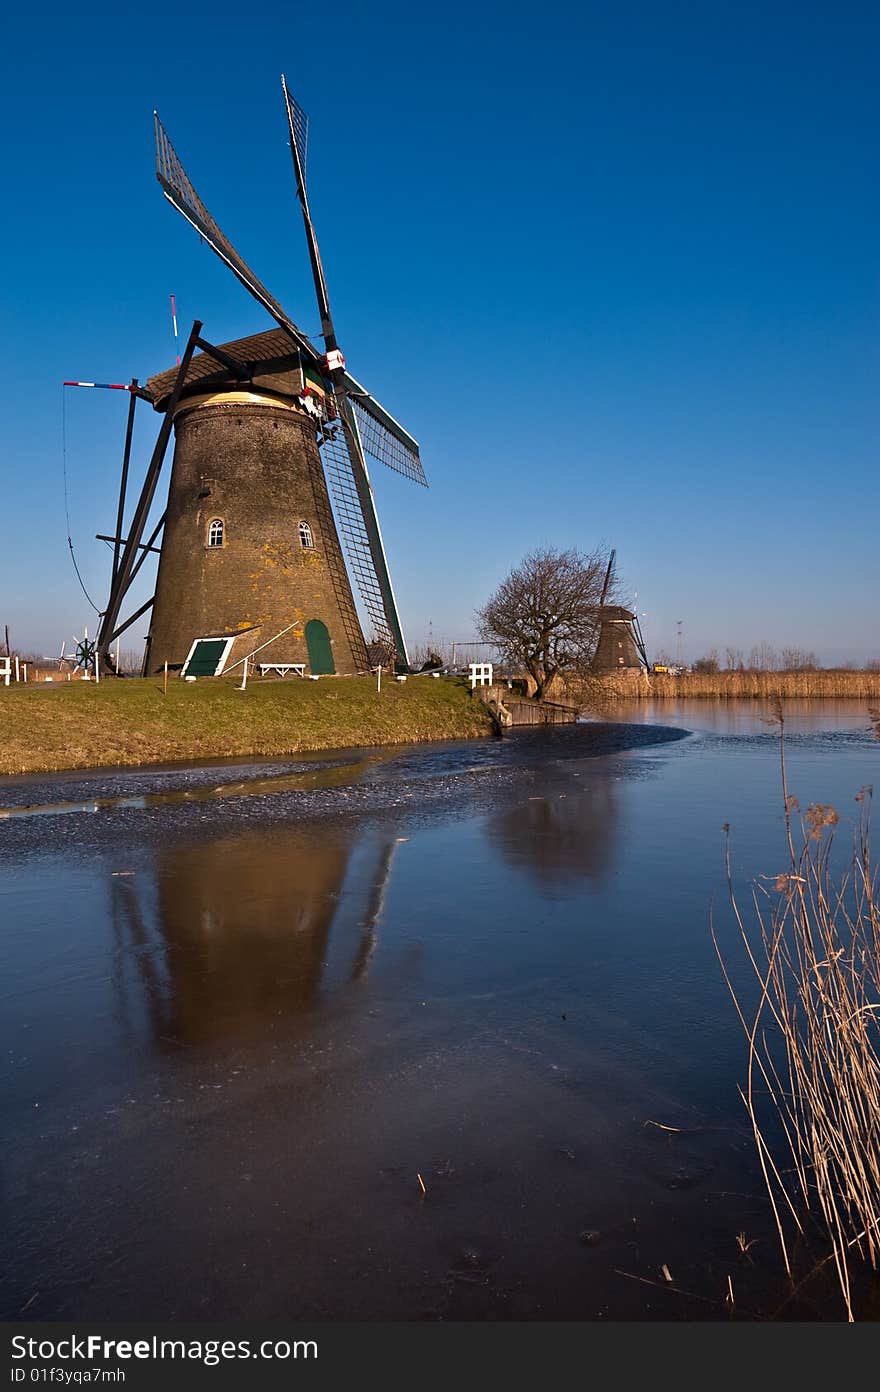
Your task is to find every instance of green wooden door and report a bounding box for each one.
[305,619,335,675]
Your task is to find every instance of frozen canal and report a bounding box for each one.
[2,702,877,1319]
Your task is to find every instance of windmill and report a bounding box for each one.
[93,78,426,677]
[59,628,97,674]
[591,549,650,672]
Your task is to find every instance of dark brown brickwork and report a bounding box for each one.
[591,608,645,671]
[146,395,368,674]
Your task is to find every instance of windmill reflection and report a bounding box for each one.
[110,825,398,1047]
[488,773,619,890]
[350,839,398,982]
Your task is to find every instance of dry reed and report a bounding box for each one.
[713,700,880,1319]
[644,670,880,700]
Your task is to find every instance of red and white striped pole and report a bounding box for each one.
[62,381,138,392]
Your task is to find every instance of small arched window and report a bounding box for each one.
[299,521,315,550]
[207,518,224,548]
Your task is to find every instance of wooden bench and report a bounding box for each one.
[258,663,306,678]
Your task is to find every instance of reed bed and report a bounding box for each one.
[714,702,880,1320]
[643,670,880,699]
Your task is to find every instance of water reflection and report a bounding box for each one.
[611,697,877,737]
[489,773,618,889]
[110,826,398,1046]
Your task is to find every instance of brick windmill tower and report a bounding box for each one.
[93,79,426,678]
[143,332,368,677]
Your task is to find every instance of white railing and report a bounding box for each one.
[468,662,493,688]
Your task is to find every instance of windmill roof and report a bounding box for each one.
[600,606,636,621]
[145,328,319,411]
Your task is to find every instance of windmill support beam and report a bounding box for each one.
[194,337,250,380]
[126,512,166,590]
[108,597,155,646]
[97,534,162,555]
[96,321,202,672]
[112,379,139,589]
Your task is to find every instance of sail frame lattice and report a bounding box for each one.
[282,79,309,183]
[318,422,396,657]
[154,114,317,360]
[348,396,427,487]
[303,441,369,670]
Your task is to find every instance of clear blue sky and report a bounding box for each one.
[1,0,877,665]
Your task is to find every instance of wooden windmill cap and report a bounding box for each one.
[145,328,328,413]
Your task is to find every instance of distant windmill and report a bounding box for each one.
[591,549,649,672]
[91,77,426,676]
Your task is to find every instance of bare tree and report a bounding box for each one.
[693,649,720,674]
[748,641,779,672]
[117,648,146,675]
[475,546,612,701]
[407,639,450,671]
[780,647,818,671]
[725,646,745,671]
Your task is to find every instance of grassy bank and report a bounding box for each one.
[593,670,880,700]
[0,674,494,776]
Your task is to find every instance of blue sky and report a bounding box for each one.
[1,0,877,665]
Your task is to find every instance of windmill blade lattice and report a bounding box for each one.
[348,394,427,486]
[318,422,396,657]
[154,114,319,363]
[282,79,309,184]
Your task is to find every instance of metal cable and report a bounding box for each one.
[61,387,102,614]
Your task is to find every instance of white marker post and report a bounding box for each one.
[377,664,382,694]
[237,655,249,692]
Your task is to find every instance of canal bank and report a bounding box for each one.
[0,674,495,776]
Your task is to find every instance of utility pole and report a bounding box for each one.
[676,621,683,669]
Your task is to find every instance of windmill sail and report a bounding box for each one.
[281,76,333,345]
[599,548,617,609]
[154,114,320,369]
[281,78,418,666]
[318,418,400,661]
[344,376,427,486]
[155,108,426,491]
[631,613,650,669]
[283,80,309,182]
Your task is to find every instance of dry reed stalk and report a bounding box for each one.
[609,671,880,701]
[714,701,880,1319]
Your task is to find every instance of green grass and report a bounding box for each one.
[0,674,493,775]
